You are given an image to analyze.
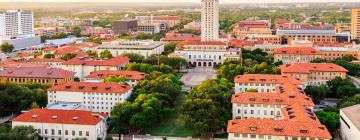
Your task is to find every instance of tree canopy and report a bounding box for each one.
[0,42,14,53]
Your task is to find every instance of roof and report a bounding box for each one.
[227,118,332,139]
[12,108,107,125]
[85,70,146,80]
[61,56,129,66]
[273,47,323,55]
[48,82,132,94]
[0,60,48,69]
[231,92,314,106]
[26,58,65,63]
[280,63,348,73]
[176,40,226,47]
[0,67,75,78]
[163,33,201,41]
[341,104,360,131]
[234,74,302,85]
[229,39,265,48]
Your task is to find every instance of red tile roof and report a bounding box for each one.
[85,70,146,80]
[234,74,302,85]
[61,56,129,66]
[229,39,265,48]
[12,108,107,125]
[273,47,323,55]
[227,118,331,139]
[0,60,47,69]
[280,63,348,73]
[0,67,75,78]
[152,15,180,20]
[176,40,226,47]
[26,58,65,63]
[48,82,132,94]
[163,34,201,41]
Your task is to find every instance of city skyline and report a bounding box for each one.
[1,0,360,3]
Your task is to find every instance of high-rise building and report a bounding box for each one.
[113,19,138,34]
[0,9,40,50]
[201,0,219,41]
[351,8,360,40]
[0,9,34,37]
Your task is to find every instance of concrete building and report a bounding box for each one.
[314,45,360,60]
[280,63,347,86]
[277,28,337,44]
[97,40,164,58]
[84,70,146,86]
[61,56,129,80]
[0,9,40,50]
[232,20,272,39]
[47,82,133,114]
[0,67,75,85]
[170,40,241,67]
[112,20,138,34]
[352,8,360,40]
[201,0,219,41]
[137,23,164,34]
[273,47,324,64]
[12,108,108,140]
[340,104,360,140]
[135,15,180,27]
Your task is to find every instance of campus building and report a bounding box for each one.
[170,40,241,67]
[97,40,164,58]
[351,8,360,40]
[273,47,323,64]
[228,74,332,140]
[280,63,347,86]
[47,82,132,114]
[339,104,360,140]
[12,108,108,140]
[60,56,129,80]
[201,0,219,41]
[84,70,146,86]
[0,67,75,85]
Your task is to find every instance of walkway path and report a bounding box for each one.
[180,67,217,91]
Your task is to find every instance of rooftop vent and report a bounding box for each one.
[105,86,111,90]
[262,98,270,102]
[249,127,257,131]
[274,128,283,132]
[32,115,38,118]
[92,86,98,90]
[79,86,85,89]
[52,115,58,119]
[65,85,71,89]
[249,97,256,101]
[72,117,78,120]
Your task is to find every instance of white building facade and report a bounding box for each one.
[98,40,164,58]
[47,82,133,114]
[12,109,107,140]
[201,0,219,41]
[339,104,360,140]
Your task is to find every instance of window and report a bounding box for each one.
[45,129,48,134]
[65,130,68,135]
[234,133,240,137]
[72,130,75,136]
[79,131,82,136]
[250,135,256,138]
[86,131,89,136]
[292,137,298,140]
[242,134,248,138]
[58,130,61,135]
[259,135,264,139]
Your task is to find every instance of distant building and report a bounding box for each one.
[0,67,75,85]
[280,63,347,86]
[84,70,146,86]
[314,45,360,60]
[0,9,40,50]
[201,0,219,41]
[80,26,110,36]
[97,40,164,58]
[26,58,65,68]
[351,8,360,40]
[47,82,132,114]
[135,15,180,27]
[112,19,138,34]
[61,56,129,80]
[277,28,337,44]
[137,23,164,34]
[340,104,360,140]
[273,47,323,64]
[232,20,272,39]
[12,108,108,140]
[183,21,201,31]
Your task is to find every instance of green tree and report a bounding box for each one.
[99,50,113,59]
[30,102,40,109]
[336,85,360,98]
[316,110,339,133]
[73,26,81,37]
[304,85,329,102]
[86,50,98,57]
[246,89,258,92]
[327,77,356,98]
[1,42,14,53]
[104,75,128,84]
[162,41,179,55]
[0,125,42,140]
[60,53,76,61]
[43,54,55,59]
[122,53,145,63]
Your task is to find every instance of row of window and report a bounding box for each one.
[233,133,324,140]
[38,129,89,137]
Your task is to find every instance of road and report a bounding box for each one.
[349,76,360,88]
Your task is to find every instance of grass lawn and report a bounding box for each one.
[145,92,197,137]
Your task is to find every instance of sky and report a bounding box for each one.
[1,0,360,3]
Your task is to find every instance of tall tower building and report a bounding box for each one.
[0,9,34,37]
[201,0,219,41]
[351,8,360,40]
